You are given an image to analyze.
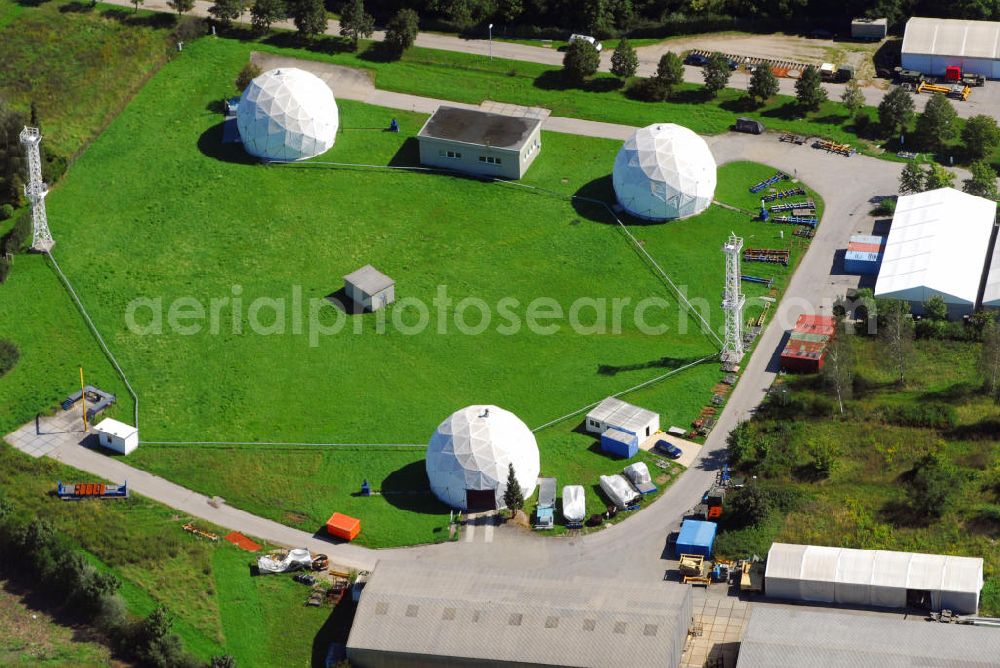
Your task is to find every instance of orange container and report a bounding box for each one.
[326,512,361,541]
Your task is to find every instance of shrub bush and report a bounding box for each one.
[878,402,957,429]
[0,339,19,378]
[0,203,12,221]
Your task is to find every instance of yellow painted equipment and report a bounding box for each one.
[916,81,971,100]
[679,553,710,584]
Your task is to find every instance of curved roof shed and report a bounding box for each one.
[764,542,984,614]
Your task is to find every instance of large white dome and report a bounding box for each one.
[426,405,540,511]
[236,67,338,161]
[612,123,717,221]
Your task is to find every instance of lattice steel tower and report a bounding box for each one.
[721,233,745,363]
[19,126,54,252]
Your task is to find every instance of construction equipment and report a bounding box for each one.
[702,484,726,519]
[182,523,219,541]
[679,554,711,585]
[56,481,128,500]
[962,73,986,87]
[894,67,924,85]
[916,80,971,100]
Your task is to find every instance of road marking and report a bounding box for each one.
[464,515,476,542]
[483,515,494,543]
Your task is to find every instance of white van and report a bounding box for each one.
[568,34,603,52]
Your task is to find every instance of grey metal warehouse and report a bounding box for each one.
[902,17,1000,77]
[417,106,543,180]
[736,606,1000,667]
[346,561,693,667]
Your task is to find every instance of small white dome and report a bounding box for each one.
[237,67,338,161]
[426,405,540,511]
[612,123,717,220]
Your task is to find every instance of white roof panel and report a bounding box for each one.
[983,228,1000,307]
[874,188,996,306]
[903,17,1000,59]
[93,418,137,439]
[587,396,658,434]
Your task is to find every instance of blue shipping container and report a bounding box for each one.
[844,250,882,275]
[600,427,638,458]
[675,519,717,559]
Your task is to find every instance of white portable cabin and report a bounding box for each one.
[599,474,640,510]
[344,265,395,312]
[93,418,139,455]
[562,485,586,524]
[585,396,660,440]
[764,542,984,614]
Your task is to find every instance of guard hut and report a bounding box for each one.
[92,418,139,455]
[344,265,395,312]
[586,396,660,441]
[417,106,543,180]
[675,519,717,559]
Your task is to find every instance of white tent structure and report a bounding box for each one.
[874,188,996,317]
[612,123,717,221]
[902,17,1000,78]
[237,68,339,161]
[425,405,540,511]
[982,231,1000,309]
[562,485,586,524]
[765,543,984,614]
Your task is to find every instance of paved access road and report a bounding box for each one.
[25,80,904,576]
[104,0,1000,123]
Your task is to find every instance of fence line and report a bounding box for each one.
[46,251,140,429]
[140,440,424,447]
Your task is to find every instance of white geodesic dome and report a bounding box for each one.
[236,67,339,161]
[426,405,540,511]
[612,123,717,221]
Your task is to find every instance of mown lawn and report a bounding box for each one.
[714,337,1000,616]
[1,35,824,547]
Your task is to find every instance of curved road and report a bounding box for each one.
[45,101,904,576]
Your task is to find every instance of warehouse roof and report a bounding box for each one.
[902,16,1000,59]
[347,561,692,667]
[874,188,996,306]
[588,397,658,434]
[344,265,394,295]
[766,543,983,595]
[418,106,541,150]
[736,606,1000,667]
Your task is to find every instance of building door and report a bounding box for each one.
[906,588,932,609]
[466,489,497,512]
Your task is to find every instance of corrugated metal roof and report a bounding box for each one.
[344,264,394,295]
[902,16,1000,59]
[587,397,658,434]
[874,188,996,306]
[347,561,692,667]
[736,606,1000,667]
[765,543,983,594]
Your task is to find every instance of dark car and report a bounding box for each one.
[684,53,709,66]
[653,439,683,459]
[733,117,765,135]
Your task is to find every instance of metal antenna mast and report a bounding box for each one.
[19,126,54,252]
[721,233,745,363]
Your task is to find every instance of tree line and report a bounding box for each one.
[0,496,235,668]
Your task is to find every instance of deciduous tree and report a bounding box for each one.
[748,65,779,105]
[167,0,195,16]
[841,78,865,115]
[822,316,854,414]
[290,0,327,38]
[878,86,914,137]
[702,52,730,98]
[898,159,925,194]
[654,51,684,97]
[384,8,419,56]
[794,65,827,111]
[339,0,374,50]
[562,39,600,82]
[915,93,957,153]
[924,162,955,190]
[235,62,261,91]
[877,299,914,386]
[906,453,960,520]
[961,114,1000,160]
[250,0,284,34]
[209,0,244,27]
[963,160,999,200]
[610,37,638,80]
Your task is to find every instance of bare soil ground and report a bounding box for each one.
[637,32,883,80]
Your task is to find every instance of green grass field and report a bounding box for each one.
[714,337,1000,616]
[0,35,820,548]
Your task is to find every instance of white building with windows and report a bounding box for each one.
[585,397,660,441]
[416,106,542,180]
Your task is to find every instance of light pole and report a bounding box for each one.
[488,23,493,61]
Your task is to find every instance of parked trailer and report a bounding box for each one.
[749,172,787,193]
[770,200,815,213]
[761,188,805,202]
[562,485,586,528]
[743,248,789,265]
[813,139,856,156]
[741,275,774,288]
[534,477,556,530]
[57,480,128,500]
[773,215,818,227]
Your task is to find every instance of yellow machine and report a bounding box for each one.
[916,81,971,100]
[679,554,711,585]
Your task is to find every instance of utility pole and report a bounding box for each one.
[721,233,746,364]
[19,127,54,252]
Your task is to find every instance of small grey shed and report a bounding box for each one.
[344,265,395,312]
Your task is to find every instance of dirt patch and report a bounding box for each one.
[250,51,375,100]
[283,510,310,525]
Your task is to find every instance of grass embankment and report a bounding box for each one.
[714,337,1000,615]
[2,35,822,547]
[0,444,335,665]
